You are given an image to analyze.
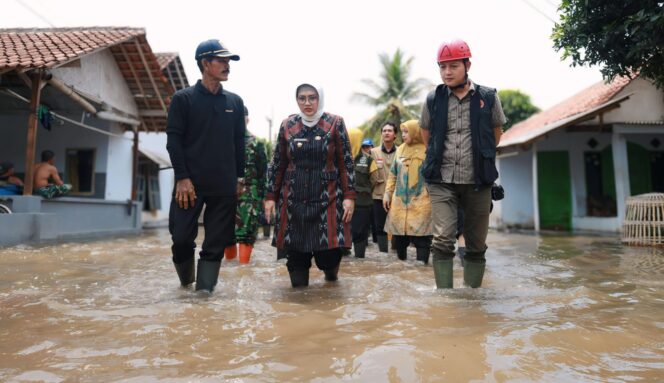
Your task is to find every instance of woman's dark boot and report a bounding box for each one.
[377,235,388,253]
[195,259,221,293]
[353,241,367,258]
[174,259,195,287]
[324,264,339,282]
[416,248,430,265]
[289,268,310,287]
[396,247,407,261]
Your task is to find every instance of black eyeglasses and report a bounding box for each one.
[297,95,318,104]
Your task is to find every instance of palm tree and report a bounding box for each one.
[352,48,432,142]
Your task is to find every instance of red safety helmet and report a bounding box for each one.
[437,39,472,63]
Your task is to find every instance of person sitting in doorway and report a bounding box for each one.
[33,150,71,199]
[0,162,24,195]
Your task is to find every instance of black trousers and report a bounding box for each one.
[169,195,236,264]
[286,248,342,272]
[372,199,388,235]
[351,206,372,243]
[392,235,433,250]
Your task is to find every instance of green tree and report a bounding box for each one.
[552,0,664,88]
[498,89,540,130]
[353,49,432,142]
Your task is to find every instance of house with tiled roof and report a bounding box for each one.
[0,27,185,245]
[493,75,664,232]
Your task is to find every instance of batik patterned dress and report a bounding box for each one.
[266,112,356,252]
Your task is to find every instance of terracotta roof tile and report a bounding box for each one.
[154,52,178,70]
[500,76,634,147]
[0,27,145,72]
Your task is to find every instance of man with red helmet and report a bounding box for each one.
[420,39,506,289]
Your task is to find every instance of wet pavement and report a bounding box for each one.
[0,229,662,382]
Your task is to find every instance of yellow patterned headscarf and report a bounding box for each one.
[398,120,426,189]
[347,127,363,159]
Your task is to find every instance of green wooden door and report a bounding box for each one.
[538,151,572,231]
[627,142,652,195]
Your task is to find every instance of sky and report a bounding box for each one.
[3,0,604,141]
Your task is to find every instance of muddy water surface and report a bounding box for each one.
[0,230,662,382]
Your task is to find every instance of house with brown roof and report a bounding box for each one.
[0,27,184,245]
[494,75,664,232]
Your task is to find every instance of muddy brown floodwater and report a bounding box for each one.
[0,229,662,382]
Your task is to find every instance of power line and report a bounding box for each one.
[15,0,56,27]
[518,0,557,23]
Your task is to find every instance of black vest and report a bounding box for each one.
[420,84,499,186]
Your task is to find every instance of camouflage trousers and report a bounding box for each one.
[235,197,262,245]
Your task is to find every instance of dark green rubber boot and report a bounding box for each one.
[289,268,310,287]
[433,259,454,289]
[463,260,486,288]
[354,240,367,258]
[195,260,221,293]
[174,259,195,287]
[377,235,388,253]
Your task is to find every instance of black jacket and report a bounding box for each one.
[166,80,245,196]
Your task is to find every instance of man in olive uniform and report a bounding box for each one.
[225,106,268,264]
[351,138,375,258]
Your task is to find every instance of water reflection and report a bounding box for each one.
[0,230,662,382]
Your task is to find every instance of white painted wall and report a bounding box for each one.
[51,50,139,117]
[105,125,133,200]
[496,150,534,228]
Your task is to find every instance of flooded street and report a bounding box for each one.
[0,229,662,382]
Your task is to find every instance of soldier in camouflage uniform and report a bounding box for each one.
[224,106,268,264]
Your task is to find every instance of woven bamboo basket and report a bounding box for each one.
[621,193,664,247]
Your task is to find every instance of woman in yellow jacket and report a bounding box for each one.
[383,120,432,264]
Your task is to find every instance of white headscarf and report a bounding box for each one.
[296,83,325,127]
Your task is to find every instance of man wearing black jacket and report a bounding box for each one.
[166,39,245,293]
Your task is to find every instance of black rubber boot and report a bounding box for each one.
[416,247,430,265]
[324,264,339,282]
[433,259,454,289]
[377,235,388,253]
[289,268,310,287]
[195,259,221,293]
[353,240,367,258]
[457,246,466,267]
[463,260,486,288]
[396,247,407,261]
[262,225,270,238]
[174,259,195,287]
